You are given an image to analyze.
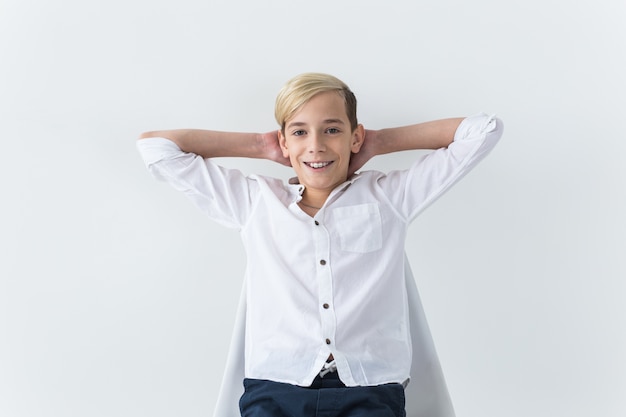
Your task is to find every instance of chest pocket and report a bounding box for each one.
[331,203,383,253]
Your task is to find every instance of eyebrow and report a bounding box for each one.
[322,119,346,125]
[286,119,346,129]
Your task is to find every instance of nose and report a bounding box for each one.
[308,131,326,153]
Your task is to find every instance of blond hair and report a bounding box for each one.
[275,73,358,133]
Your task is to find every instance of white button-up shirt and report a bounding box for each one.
[137,113,502,389]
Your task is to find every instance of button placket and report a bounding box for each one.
[312,216,336,353]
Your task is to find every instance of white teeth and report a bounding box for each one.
[308,162,330,169]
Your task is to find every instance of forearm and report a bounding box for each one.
[372,117,464,155]
[139,129,268,160]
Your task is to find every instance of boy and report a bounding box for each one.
[137,73,503,417]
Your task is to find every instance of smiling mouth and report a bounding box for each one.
[305,161,333,169]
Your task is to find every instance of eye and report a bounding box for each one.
[292,130,306,136]
[326,127,341,134]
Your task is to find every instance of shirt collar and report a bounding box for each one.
[287,173,363,202]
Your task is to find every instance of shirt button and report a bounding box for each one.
[314,220,320,226]
[325,338,331,345]
[323,303,329,309]
[320,259,326,265]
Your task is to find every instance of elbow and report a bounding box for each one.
[138,131,159,140]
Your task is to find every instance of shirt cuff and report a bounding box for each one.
[136,137,183,166]
[453,113,498,142]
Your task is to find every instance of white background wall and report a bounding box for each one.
[1,0,624,416]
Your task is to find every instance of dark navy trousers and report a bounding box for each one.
[239,372,406,417]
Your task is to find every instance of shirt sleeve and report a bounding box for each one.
[136,137,259,229]
[380,113,504,222]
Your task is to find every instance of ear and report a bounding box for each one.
[278,130,290,158]
[350,124,365,153]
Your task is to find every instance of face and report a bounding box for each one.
[279,91,364,196]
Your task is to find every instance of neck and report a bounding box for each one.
[299,201,322,210]
[300,189,329,210]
